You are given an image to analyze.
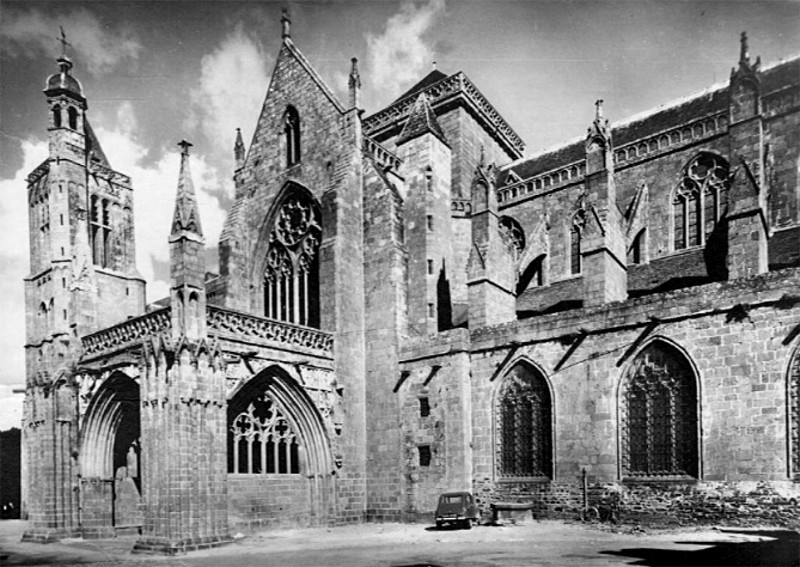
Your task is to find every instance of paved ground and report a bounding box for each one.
[1,519,798,567]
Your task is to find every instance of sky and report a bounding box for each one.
[0,0,799,428]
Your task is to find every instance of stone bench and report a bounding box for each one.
[491,501,535,525]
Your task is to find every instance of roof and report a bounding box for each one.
[44,57,84,98]
[500,56,799,186]
[84,119,111,168]
[396,93,449,147]
[393,69,448,105]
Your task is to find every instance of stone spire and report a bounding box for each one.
[397,92,448,147]
[348,57,361,109]
[234,128,245,170]
[170,140,203,238]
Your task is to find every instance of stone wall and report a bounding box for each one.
[227,474,312,530]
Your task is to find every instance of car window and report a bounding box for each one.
[443,495,463,504]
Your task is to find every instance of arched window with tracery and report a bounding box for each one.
[284,106,301,167]
[673,153,729,251]
[499,216,525,258]
[495,362,553,479]
[620,341,698,478]
[90,195,111,268]
[570,210,585,275]
[263,190,321,327]
[228,391,301,475]
[789,349,800,478]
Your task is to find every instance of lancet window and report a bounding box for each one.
[496,362,553,479]
[284,106,301,167]
[673,153,729,251]
[90,195,111,268]
[229,392,301,475]
[263,191,321,327]
[68,107,78,130]
[620,342,698,478]
[570,210,585,275]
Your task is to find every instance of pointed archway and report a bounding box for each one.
[80,372,142,537]
[227,365,335,528]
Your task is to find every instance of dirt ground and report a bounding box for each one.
[1,519,798,567]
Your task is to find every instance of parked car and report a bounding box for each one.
[434,491,479,529]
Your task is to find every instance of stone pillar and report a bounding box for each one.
[581,100,627,307]
[727,32,768,280]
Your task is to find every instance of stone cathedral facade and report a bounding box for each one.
[21,14,800,552]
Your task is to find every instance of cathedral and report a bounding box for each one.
[21,11,800,553]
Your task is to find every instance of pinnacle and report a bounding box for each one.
[171,140,203,238]
[397,92,448,147]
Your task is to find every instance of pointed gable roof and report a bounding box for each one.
[397,92,449,147]
[171,141,203,238]
[84,119,111,168]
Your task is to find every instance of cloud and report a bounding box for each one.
[95,103,229,302]
[1,7,141,75]
[0,102,230,390]
[366,0,446,100]
[188,24,270,167]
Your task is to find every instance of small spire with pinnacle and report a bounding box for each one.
[397,92,449,147]
[348,57,361,109]
[740,31,749,65]
[595,99,604,121]
[234,128,245,169]
[171,140,203,238]
[281,8,291,40]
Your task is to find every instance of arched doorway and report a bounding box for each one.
[80,372,142,536]
[227,365,334,528]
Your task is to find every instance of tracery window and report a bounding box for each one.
[496,362,552,479]
[90,195,111,268]
[620,342,698,478]
[673,153,729,251]
[499,216,525,257]
[229,392,301,475]
[264,190,321,327]
[284,106,301,167]
[789,350,800,477]
[570,210,585,275]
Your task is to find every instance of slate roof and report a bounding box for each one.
[498,57,799,187]
[85,119,111,168]
[397,93,449,147]
[393,69,448,105]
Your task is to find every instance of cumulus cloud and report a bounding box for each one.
[366,0,445,100]
[1,7,141,75]
[0,103,230,392]
[188,24,270,168]
[95,102,230,302]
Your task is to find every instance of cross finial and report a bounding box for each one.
[281,8,291,39]
[178,140,193,156]
[56,26,72,58]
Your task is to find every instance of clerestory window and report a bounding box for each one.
[263,190,321,327]
[673,153,729,251]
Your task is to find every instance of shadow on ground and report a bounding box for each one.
[601,529,800,567]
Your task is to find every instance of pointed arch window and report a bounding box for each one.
[499,216,525,258]
[53,105,62,129]
[284,106,301,167]
[495,362,553,479]
[228,391,301,475]
[673,153,729,251]
[620,342,698,478]
[264,190,321,327]
[570,210,586,275]
[789,350,800,478]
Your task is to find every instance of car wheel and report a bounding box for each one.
[436,520,443,530]
[462,519,472,530]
